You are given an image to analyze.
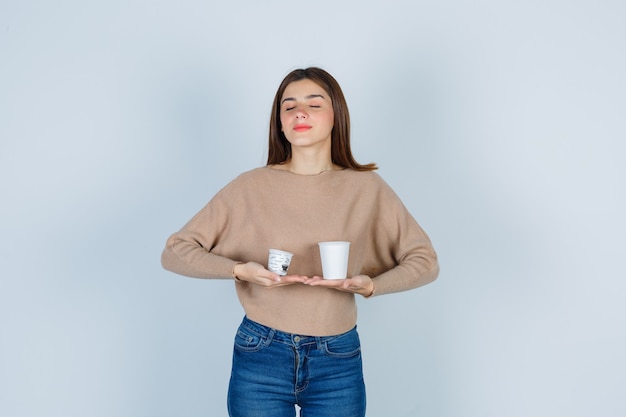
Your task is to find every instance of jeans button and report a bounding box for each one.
[294,336,301,343]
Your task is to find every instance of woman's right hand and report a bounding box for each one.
[233,262,308,288]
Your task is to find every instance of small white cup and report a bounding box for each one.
[318,241,350,280]
[268,249,294,276]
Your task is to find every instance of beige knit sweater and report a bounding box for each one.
[161,166,439,336]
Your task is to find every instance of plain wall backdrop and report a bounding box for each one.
[1,1,624,416]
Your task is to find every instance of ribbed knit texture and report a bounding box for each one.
[162,166,438,335]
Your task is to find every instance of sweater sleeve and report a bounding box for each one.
[368,180,439,296]
[161,190,239,280]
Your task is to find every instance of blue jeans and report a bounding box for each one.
[227,316,366,417]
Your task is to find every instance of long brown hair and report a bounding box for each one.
[267,67,377,171]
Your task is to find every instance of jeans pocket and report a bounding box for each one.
[233,326,266,352]
[322,329,361,358]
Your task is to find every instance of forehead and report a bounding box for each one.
[281,79,329,100]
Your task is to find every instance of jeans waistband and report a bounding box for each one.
[240,316,356,348]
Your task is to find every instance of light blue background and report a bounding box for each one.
[1,1,624,416]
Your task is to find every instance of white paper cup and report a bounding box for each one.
[268,249,294,276]
[318,241,350,280]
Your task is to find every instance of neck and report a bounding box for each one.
[285,148,335,175]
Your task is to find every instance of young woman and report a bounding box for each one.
[161,67,439,417]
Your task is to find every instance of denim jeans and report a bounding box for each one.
[227,316,366,417]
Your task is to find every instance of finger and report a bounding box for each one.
[282,274,308,283]
[256,277,279,287]
[256,275,280,284]
[307,279,346,288]
[260,274,309,287]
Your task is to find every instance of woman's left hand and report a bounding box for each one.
[304,274,374,297]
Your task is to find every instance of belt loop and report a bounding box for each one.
[264,328,276,347]
[315,337,324,350]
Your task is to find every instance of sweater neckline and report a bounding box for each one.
[265,165,347,177]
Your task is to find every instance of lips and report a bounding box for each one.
[294,124,312,132]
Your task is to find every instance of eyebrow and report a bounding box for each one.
[281,94,326,104]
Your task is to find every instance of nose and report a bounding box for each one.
[295,108,308,119]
